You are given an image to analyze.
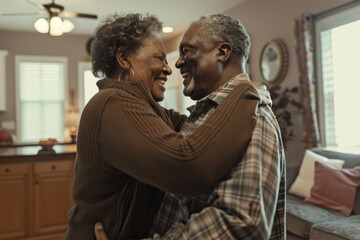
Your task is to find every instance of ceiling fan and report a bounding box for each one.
[2,0,97,36]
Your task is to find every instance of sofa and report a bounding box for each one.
[286,148,360,240]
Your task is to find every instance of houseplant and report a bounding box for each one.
[267,84,302,148]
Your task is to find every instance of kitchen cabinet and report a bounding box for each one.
[0,163,29,240]
[0,145,76,240]
[33,160,74,236]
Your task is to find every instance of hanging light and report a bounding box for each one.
[62,19,75,33]
[33,16,75,36]
[34,18,49,33]
[49,16,63,36]
[162,26,174,33]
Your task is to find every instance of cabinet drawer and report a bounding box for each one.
[34,160,73,174]
[0,163,28,176]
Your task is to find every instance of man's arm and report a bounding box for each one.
[149,107,286,239]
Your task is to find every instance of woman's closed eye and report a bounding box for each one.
[153,55,168,64]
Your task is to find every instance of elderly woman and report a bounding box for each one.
[64,13,263,240]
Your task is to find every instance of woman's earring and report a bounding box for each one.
[130,67,135,80]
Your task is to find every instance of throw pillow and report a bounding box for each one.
[288,150,345,198]
[305,161,360,216]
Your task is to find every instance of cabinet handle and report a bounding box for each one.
[51,165,56,170]
[4,168,9,173]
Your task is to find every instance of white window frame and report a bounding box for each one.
[315,3,360,149]
[77,61,101,113]
[78,61,91,112]
[15,55,68,142]
[0,50,8,112]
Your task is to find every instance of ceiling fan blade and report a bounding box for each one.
[26,0,47,11]
[61,11,97,19]
[0,12,43,17]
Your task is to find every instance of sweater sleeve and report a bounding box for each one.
[162,108,188,132]
[99,83,259,196]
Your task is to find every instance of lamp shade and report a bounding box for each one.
[62,19,75,33]
[162,26,174,33]
[34,16,75,36]
[34,18,49,33]
[49,16,63,36]
[65,111,80,129]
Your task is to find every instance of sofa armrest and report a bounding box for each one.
[311,148,360,168]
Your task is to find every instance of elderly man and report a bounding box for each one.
[96,14,286,240]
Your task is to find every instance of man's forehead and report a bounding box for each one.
[180,23,204,46]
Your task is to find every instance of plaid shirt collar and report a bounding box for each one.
[187,73,250,112]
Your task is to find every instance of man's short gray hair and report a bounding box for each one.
[191,14,251,61]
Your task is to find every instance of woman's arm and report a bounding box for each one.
[99,83,263,196]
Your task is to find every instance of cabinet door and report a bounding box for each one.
[0,163,29,240]
[33,160,74,236]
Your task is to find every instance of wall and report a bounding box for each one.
[0,30,91,137]
[163,34,183,55]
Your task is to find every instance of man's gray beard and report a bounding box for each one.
[183,78,195,96]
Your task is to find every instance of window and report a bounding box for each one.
[0,50,8,111]
[78,61,100,112]
[315,3,360,151]
[15,56,67,142]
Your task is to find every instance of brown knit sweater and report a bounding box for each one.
[64,78,267,240]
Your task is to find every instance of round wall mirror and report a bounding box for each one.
[260,39,288,84]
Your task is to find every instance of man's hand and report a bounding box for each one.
[95,222,109,240]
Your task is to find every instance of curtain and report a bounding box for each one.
[294,14,320,149]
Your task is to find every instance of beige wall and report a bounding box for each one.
[164,34,183,55]
[0,30,91,136]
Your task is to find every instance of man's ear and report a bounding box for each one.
[116,49,131,70]
[216,43,232,63]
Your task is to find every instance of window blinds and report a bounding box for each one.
[18,61,65,142]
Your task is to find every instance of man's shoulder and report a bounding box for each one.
[229,81,272,107]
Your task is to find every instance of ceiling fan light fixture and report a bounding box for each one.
[34,18,49,34]
[49,16,63,36]
[62,19,75,33]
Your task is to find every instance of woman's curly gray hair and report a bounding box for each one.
[191,14,251,61]
[91,13,163,78]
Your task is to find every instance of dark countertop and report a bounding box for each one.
[0,144,76,158]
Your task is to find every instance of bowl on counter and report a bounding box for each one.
[38,138,58,155]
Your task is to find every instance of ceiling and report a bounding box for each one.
[0,0,247,39]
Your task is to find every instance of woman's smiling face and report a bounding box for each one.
[128,35,172,102]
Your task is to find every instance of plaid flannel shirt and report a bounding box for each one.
[147,74,286,240]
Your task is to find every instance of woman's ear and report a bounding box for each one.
[116,49,131,70]
[216,42,232,63]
